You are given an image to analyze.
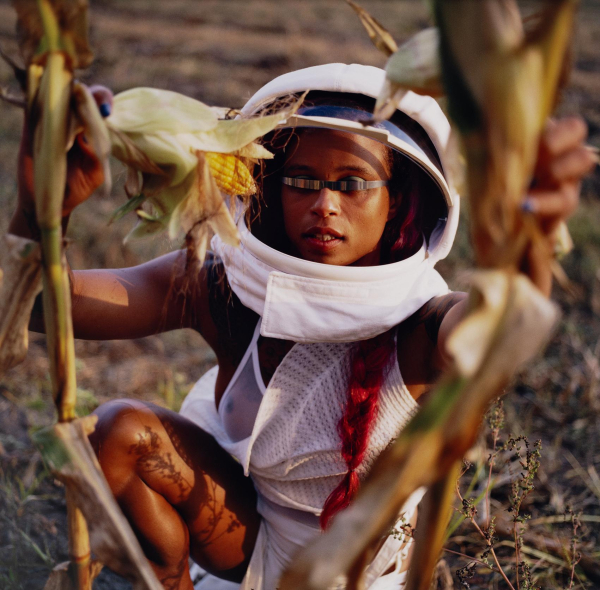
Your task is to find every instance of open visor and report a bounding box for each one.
[278,105,452,210]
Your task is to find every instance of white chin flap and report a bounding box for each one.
[211,218,450,343]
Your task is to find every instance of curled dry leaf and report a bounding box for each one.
[43,560,103,590]
[0,235,42,376]
[384,27,443,96]
[447,270,559,381]
[33,418,163,590]
[345,0,398,57]
[374,27,444,122]
[168,151,240,261]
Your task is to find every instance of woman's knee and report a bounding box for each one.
[89,399,160,478]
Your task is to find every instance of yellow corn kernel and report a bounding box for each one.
[205,152,255,197]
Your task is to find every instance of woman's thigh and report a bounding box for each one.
[89,399,260,582]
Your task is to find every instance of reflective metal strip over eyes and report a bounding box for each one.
[281,177,389,191]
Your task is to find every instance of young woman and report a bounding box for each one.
[10,63,595,589]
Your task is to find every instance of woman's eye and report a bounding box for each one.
[341,176,366,183]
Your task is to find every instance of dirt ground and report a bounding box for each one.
[1,1,600,588]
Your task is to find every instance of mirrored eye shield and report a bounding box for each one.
[282,177,389,191]
[277,106,453,208]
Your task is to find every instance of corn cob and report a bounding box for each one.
[205,152,256,197]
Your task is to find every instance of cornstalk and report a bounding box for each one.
[32,1,91,587]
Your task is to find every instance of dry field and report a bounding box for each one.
[0,1,599,588]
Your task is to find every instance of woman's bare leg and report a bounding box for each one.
[89,399,260,589]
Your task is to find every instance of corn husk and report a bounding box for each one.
[0,235,42,375]
[105,87,299,254]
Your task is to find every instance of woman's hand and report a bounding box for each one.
[11,85,113,239]
[522,116,598,296]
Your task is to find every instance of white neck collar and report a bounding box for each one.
[211,218,449,343]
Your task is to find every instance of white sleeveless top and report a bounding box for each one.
[181,334,419,514]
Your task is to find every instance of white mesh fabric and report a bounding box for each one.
[246,341,419,513]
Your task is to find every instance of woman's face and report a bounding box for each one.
[280,129,398,266]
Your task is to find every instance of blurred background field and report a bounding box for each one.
[0,1,599,588]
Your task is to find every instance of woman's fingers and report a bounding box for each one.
[540,143,598,186]
[89,84,113,118]
[525,181,580,220]
[540,116,588,159]
[527,115,598,235]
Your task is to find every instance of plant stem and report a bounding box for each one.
[456,482,516,590]
[67,488,92,589]
[34,5,91,588]
[442,548,499,572]
[486,429,498,529]
[40,227,77,422]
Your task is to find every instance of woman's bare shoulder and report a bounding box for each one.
[404,292,468,346]
[396,292,467,401]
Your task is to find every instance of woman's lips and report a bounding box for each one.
[302,228,344,252]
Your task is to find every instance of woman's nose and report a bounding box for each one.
[310,188,341,217]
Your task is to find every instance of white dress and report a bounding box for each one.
[180,329,424,589]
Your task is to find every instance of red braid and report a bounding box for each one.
[320,330,396,529]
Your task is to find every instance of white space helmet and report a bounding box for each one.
[242,63,460,263]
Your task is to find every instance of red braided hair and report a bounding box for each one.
[320,330,396,529]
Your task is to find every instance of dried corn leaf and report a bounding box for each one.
[0,235,42,376]
[384,28,443,97]
[234,142,273,160]
[373,27,444,122]
[124,172,193,241]
[12,0,92,68]
[435,0,577,266]
[33,417,162,590]
[345,0,398,57]
[168,152,240,256]
[282,271,558,588]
